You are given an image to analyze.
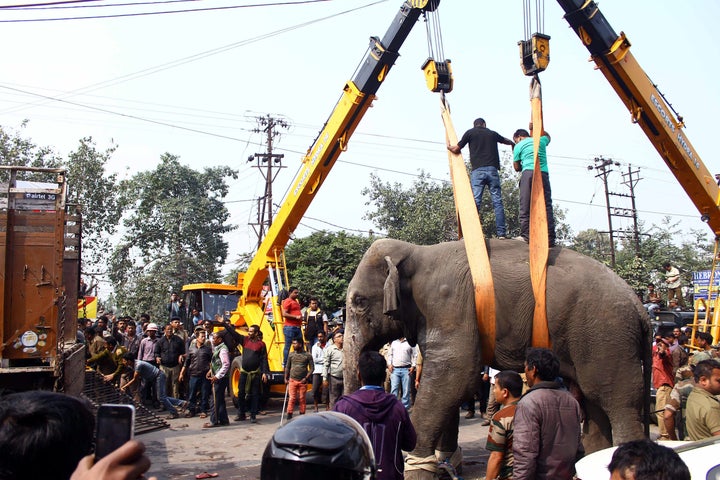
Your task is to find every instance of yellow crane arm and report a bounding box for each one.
[557,0,720,235]
[239,1,445,309]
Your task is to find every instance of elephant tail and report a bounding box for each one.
[639,313,652,437]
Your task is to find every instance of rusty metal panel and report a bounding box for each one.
[1,210,61,363]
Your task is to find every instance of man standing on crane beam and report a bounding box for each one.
[448,118,515,239]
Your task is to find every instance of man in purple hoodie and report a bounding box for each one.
[334,351,416,480]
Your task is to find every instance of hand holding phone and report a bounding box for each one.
[94,404,135,461]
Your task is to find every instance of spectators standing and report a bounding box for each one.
[190,307,203,327]
[122,319,142,357]
[663,262,686,308]
[643,283,661,316]
[311,331,330,412]
[512,348,583,480]
[137,322,160,407]
[303,297,328,347]
[284,338,314,419]
[204,332,230,428]
[652,337,675,439]
[663,363,696,440]
[334,351,416,480]
[323,331,345,410]
[684,359,720,440]
[120,353,187,419]
[388,337,416,410]
[485,370,523,480]
[167,292,182,322]
[233,324,269,423]
[281,287,303,366]
[180,328,212,418]
[512,126,556,246]
[84,326,106,358]
[170,316,188,344]
[481,366,501,427]
[447,118,514,239]
[154,323,185,399]
[692,331,716,364]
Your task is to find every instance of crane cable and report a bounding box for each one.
[521,0,551,349]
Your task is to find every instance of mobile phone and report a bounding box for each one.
[94,404,135,461]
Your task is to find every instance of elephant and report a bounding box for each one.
[344,238,651,479]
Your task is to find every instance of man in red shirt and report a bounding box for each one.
[653,335,675,439]
[281,287,303,366]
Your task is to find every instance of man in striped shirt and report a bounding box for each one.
[485,370,523,480]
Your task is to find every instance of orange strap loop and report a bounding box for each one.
[440,95,497,364]
[528,75,551,348]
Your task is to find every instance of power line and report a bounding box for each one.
[0,0,337,22]
[0,0,383,115]
[4,0,200,10]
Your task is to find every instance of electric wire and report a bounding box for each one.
[0,0,384,115]
[0,0,336,22]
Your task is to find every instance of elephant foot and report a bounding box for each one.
[435,447,463,475]
[404,453,438,480]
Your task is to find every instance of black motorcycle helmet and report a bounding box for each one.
[261,411,376,480]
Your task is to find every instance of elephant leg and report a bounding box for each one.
[405,358,477,480]
[435,412,462,474]
[583,400,612,453]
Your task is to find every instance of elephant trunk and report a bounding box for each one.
[343,320,362,394]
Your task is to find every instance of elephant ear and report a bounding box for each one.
[383,256,401,318]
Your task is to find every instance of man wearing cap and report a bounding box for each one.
[138,322,160,408]
[653,335,675,439]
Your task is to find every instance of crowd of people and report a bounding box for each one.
[4,282,718,480]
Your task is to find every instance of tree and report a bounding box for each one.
[362,160,570,245]
[362,171,456,245]
[0,123,62,181]
[284,230,374,313]
[64,137,121,285]
[570,229,612,264]
[108,154,237,319]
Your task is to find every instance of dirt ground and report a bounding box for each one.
[142,396,491,480]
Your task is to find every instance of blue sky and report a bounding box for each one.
[0,0,717,280]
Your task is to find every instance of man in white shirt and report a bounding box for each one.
[388,337,417,410]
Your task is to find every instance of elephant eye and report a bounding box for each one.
[352,295,369,310]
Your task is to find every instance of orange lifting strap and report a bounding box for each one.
[440,95,497,364]
[528,75,551,348]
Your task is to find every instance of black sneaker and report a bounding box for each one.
[286,412,293,420]
[234,414,247,422]
[251,416,257,424]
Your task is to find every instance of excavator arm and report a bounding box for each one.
[557,0,720,235]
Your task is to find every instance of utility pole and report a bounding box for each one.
[248,115,288,248]
[589,156,619,267]
[588,157,643,267]
[621,165,642,256]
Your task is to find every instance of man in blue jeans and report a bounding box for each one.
[120,352,187,420]
[281,287,303,366]
[388,337,416,410]
[448,118,515,238]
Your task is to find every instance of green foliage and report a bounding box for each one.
[361,160,570,245]
[570,218,714,300]
[0,123,62,181]
[108,153,238,319]
[284,230,374,313]
[64,137,121,280]
[362,171,456,245]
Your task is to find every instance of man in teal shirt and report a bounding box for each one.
[512,126,555,247]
